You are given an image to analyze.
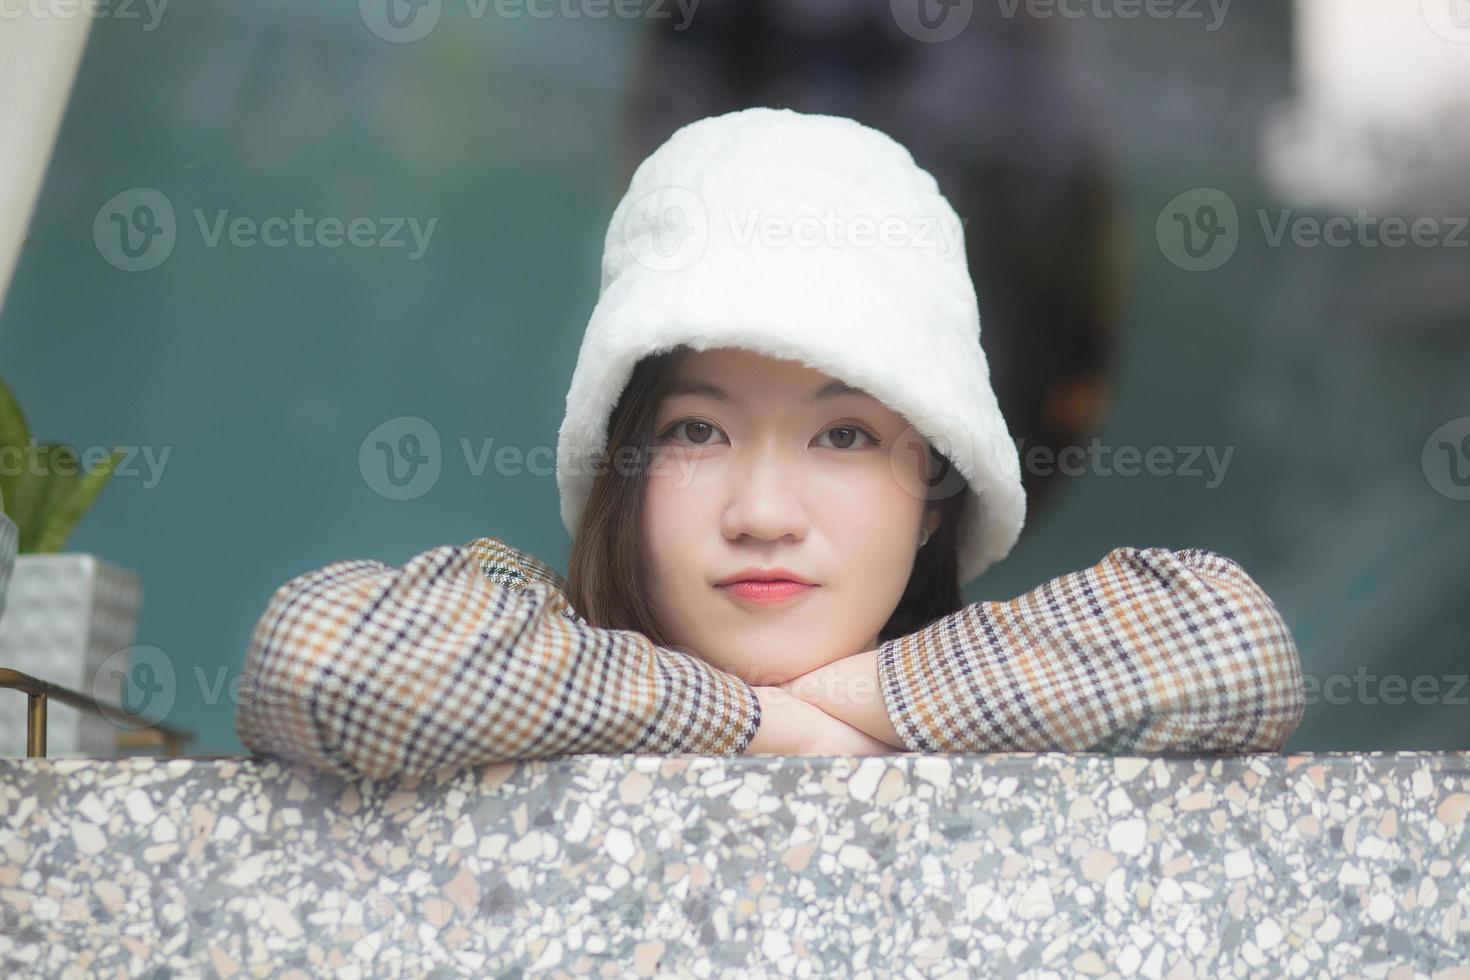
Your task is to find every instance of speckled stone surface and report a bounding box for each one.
[1,752,1467,977]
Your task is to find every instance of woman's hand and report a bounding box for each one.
[743,686,901,756]
[777,651,907,750]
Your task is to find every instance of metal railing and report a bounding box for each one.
[0,667,193,758]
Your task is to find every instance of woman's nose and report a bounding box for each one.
[718,443,810,543]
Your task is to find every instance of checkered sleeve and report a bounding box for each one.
[876,547,1306,754]
[235,537,762,780]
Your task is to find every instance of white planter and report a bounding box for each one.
[0,554,142,757]
[0,512,14,621]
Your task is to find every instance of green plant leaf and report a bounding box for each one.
[32,444,82,552]
[0,376,30,519]
[10,441,67,552]
[31,446,124,554]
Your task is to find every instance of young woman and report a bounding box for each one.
[236,108,1304,780]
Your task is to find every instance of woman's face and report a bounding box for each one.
[642,346,941,686]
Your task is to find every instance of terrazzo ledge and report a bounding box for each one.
[2,751,1469,978]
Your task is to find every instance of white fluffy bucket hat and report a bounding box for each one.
[556,106,1025,585]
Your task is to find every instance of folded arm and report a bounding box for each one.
[235,538,762,780]
[789,547,1306,754]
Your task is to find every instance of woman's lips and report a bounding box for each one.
[716,580,817,605]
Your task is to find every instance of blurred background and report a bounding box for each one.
[0,0,1465,756]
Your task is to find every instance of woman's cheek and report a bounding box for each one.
[817,462,924,537]
[831,467,926,599]
[641,472,680,590]
[643,460,717,587]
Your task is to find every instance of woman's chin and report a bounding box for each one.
[674,617,878,686]
[708,647,866,688]
[683,649,803,687]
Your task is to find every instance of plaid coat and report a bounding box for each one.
[236,538,1305,779]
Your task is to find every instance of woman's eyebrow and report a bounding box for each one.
[665,379,870,404]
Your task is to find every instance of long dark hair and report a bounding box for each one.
[567,345,968,651]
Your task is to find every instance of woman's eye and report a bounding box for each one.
[816,425,877,450]
[660,421,877,449]
[664,420,725,445]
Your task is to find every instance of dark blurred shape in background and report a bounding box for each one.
[618,0,1125,518]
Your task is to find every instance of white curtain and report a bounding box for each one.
[1262,0,1470,211]
[0,12,94,315]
